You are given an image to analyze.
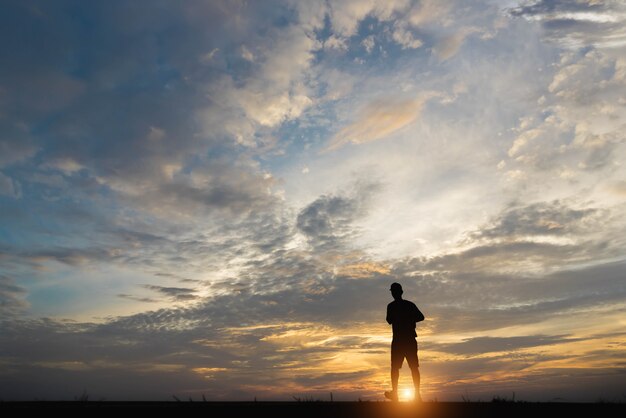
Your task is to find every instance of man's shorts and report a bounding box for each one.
[391,338,419,370]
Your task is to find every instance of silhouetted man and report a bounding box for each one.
[385,282,425,402]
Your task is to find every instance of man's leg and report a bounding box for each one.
[409,365,421,401]
[385,341,401,401]
[384,366,400,401]
[406,339,422,401]
[391,366,400,394]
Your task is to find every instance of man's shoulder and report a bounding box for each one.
[402,299,418,308]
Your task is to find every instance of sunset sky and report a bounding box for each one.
[1,0,626,402]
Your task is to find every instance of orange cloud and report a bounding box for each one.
[336,262,391,278]
[323,93,440,152]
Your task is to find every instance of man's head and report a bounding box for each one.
[390,282,403,300]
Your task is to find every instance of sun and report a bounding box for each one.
[401,388,414,401]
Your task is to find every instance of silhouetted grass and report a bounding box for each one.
[292,395,322,402]
[2,399,625,418]
[491,392,518,403]
[74,390,89,402]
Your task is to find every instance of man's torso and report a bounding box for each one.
[387,299,419,340]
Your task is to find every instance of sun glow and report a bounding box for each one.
[401,388,414,402]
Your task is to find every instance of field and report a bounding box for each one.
[2,401,624,417]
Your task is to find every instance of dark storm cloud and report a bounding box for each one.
[509,0,626,48]
[297,194,357,243]
[510,0,608,16]
[432,334,580,355]
[392,258,626,333]
[471,200,600,239]
[402,239,615,277]
[143,285,198,301]
[296,182,380,250]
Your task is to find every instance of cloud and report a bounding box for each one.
[0,275,28,316]
[2,246,116,268]
[327,0,409,38]
[293,0,327,32]
[471,200,602,240]
[406,0,451,27]
[149,160,278,216]
[433,334,580,355]
[509,0,626,49]
[199,47,219,63]
[608,180,626,196]
[548,49,625,105]
[296,182,379,250]
[433,27,481,61]
[221,25,319,129]
[361,35,375,53]
[502,47,626,187]
[117,294,159,303]
[391,23,423,49]
[388,259,626,340]
[335,261,391,279]
[143,285,198,301]
[0,172,21,199]
[240,45,255,62]
[297,195,360,249]
[0,138,37,168]
[324,35,349,51]
[324,94,439,152]
[80,149,282,223]
[42,157,84,175]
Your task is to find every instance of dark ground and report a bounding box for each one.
[1,401,624,418]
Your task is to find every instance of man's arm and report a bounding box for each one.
[415,305,425,323]
[386,304,393,324]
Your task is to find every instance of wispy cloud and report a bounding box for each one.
[142,285,198,302]
[117,294,159,303]
[432,334,582,355]
[510,0,626,49]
